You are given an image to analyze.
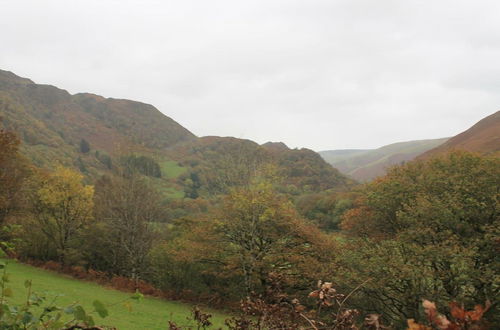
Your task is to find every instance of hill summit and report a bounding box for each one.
[1,69,351,197]
[0,69,196,173]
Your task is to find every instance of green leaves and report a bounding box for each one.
[73,305,94,326]
[131,291,144,301]
[21,311,35,325]
[338,151,500,323]
[92,300,108,318]
[73,305,86,321]
[63,306,75,314]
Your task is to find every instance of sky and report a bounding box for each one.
[1,0,499,151]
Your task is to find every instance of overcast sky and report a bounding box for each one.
[1,0,499,150]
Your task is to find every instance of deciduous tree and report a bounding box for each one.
[31,167,94,264]
[174,179,334,297]
[339,152,500,324]
[91,174,164,280]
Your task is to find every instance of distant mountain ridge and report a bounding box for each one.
[319,138,449,182]
[319,149,370,164]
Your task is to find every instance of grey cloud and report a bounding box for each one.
[1,0,499,150]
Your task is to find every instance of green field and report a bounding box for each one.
[146,159,187,199]
[160,160,186,179]
[2,260,228,329]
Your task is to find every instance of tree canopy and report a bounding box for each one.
[338,152,500,323]
[31,166,94,264]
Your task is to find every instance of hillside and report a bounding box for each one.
[420,111,500,158]
[319,138,448,182]
[318,149,370,165]
[0,69,351,198]
[0,70,196,177]
[168,136,352,198]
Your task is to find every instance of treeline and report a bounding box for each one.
[1,126,498,328]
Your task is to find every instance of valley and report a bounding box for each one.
[0,69,498,329]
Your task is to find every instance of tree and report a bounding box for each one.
[31,167,94,264]
[0,129,28,225]
[121,154,162,178]
[95,150,112,169]
[339,152,500,324]
[91,174,164,280]
[174,179,333,297]
[295,191,357,231]
[79,138,90,153]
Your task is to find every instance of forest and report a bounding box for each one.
[0,120,498,329]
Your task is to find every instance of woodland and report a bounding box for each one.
[0,124,498,329]
[0,70,498,329]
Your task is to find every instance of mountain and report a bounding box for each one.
[0,69,196,177]
[319,138,448,182]
[0,69,351,198]
[420,111,500,158]
[0,70,196,174]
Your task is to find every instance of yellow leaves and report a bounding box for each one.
[33,166,95,258]
[36,166,94,219]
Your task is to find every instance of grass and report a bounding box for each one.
[148,178,185,199]
[144,159,187,199]
[2,260,228,329]
[160,160,187,179]
[162,186,185,199]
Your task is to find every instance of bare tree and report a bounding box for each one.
[93,174,164,280]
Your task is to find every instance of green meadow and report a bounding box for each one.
[2,260,228,329]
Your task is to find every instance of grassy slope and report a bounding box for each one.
[160,160,187,179]
[145,160,187,199]
[3,260,228,329]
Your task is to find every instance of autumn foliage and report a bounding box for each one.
[1,122,498,329]
[407,299,491,330]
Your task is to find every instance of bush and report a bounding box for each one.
[121,154,161,178]
[79,138,90,153]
